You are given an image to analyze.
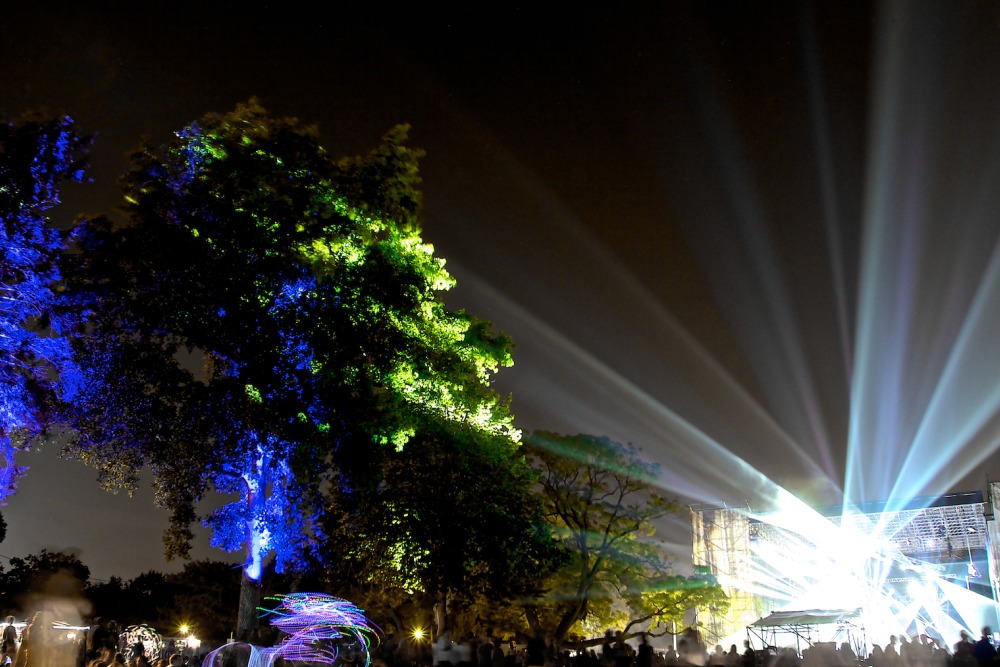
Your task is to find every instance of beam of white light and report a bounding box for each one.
[847,1,1000,505]
[436,55,854,504]
[433,6,1000,646]
[847,0,922,505]
[437,119,843,502]
[889,237,1000,500]
[938,577,999,633]
[799,3,854,386]
[458,271,988,639]
[451,264,836,508]
[679,29,843,483]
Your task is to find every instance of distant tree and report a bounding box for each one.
[86,575,128,621]
[522,432,728,641]
[119,570,172,627]
[0,510,6,544]
[88,562,241,642]
[322,418,563,638]
[0,115,88,501]
[166,560,241,644]
[0,548,91,616]
[64,100,518,639]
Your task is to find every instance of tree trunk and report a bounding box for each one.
[237,572,261,642]
[433,599,446,640]
[554,599,588,641]
[433,589,452,639]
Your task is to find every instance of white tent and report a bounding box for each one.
[748,608,865,657]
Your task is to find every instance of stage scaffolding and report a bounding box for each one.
[691,505,773,645]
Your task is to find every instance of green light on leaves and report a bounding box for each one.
[245,384,262,403]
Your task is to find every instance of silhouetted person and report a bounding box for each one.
[13,612,55,667]
[955,632,977,667]
[525,632,545,667]
[1,617,17,665]
[638,634,653,667]
[87,619,109,661]
[975,627,997,667]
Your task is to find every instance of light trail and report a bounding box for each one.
[201,594,379,667]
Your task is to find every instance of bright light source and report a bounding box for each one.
[412,627,425,641]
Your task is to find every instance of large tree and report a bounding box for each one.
[0,115,88,501]
[522,432,727,642]
[64,100,518,639]
[321,417,564,639]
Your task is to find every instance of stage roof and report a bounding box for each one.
[751,609,862,627]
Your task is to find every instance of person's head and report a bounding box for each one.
[983,627,993,638]
[4,617,11,625]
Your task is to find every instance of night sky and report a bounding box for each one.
[3,3,1000,582]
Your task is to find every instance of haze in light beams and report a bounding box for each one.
[443,0,1000,643]
[846,1,1000,508]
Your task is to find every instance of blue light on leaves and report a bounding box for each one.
[0,116,87,501]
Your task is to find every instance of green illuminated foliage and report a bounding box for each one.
[64,100,520,636]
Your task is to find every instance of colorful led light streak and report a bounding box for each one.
[201,594,380,667]
[121,624,164,662]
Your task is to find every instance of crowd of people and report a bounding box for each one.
[0,615,202,667]
[368,626,1000,667]
[2,612,998,667]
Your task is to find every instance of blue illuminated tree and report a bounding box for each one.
[0,115,87,501]
[65,101,518,639]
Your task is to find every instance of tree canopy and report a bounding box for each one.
[0,115,88,501]
[522,431,727,641]
[321,418,564,638]
[63,100,520,636]
[0,548,91,619]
